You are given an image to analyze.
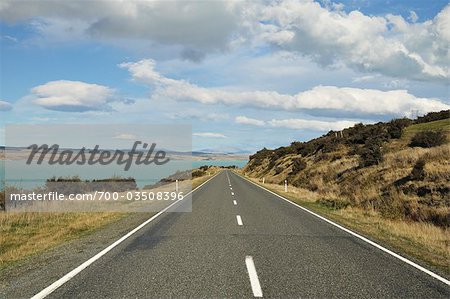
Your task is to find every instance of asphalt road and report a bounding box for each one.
[36,170,450,298]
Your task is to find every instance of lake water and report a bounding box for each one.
[191,160,247,169]
[0,159,247,189]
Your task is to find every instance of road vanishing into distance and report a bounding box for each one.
[32,171,449,298]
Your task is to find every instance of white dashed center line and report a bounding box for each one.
[245,256,263,297]
[236,215,243,226]
[233,200,237,205]
[226,171,231,186]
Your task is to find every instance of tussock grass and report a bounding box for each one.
[267,143,450,226]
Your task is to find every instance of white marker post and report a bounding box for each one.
[175,179,179,192]
[284,180,287,192]
[262,177,265,184]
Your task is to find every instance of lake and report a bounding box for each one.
[0,159,247,189]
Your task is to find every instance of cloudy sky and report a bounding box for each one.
[0,0,449,152]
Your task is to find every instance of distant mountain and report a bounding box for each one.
[195,147,252,155]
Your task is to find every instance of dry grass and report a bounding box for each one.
[243,176,450,273]
[0,212,123,269]
[290,144,449,223]
[249,176,320,202]
[330,207,449,271]
[191,167,221,188]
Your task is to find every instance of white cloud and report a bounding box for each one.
[3,0,449,80]
[0,1,245,61]
[269,118,357,131]
[31,80,123,112]
[31,117,50,122]
[234,114,357,131]
[121,59,450,117]
[2,35,18,42]
[408,11,419,23]
[0,100,13,111]
[113,134,137,140]
[351,75,380,83]
[193,132,227,138]
[168,110,229,122]
[259,1,449,82]
[235,116,266,126]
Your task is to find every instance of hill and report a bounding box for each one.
[244,110,449,228]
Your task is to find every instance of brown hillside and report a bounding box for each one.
[244,111,450,228]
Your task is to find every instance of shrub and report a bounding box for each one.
[44,176,138,193]
[192,169,205,178]
[346,122,390,145]
[409,131,446,148]
[267,146,296,169]
[274,166,284,175]
[317,198,350,210]
[290,158,307,175]
[199,165,210,171]
[346,123,367,144]
[410,159,426,181]
[387,118,412,139]
[248,148,272,170]
[415,110,449,124]
[0,189,4,210]
[359,140,383,167]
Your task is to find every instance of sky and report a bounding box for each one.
[0,0,449,152]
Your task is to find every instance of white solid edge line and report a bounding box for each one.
[31,171,223,299]
[236,215,243,226]
[245,256,263,297]
[234,172,450,287]
[233,200,237,205]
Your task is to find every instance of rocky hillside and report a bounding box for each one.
[244,110,450,227]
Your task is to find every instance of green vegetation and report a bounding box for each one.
[409,131,446,148]
[402,118,450,140]
[415,110,450,124]
[358,139,383,167]
[0,189,4,211]
[192,169,205,178]
[45,176,138,194]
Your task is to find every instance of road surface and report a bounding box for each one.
[34,170,450,298]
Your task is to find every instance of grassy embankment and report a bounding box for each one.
[242,117,449,274]
[0,167,219,270]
